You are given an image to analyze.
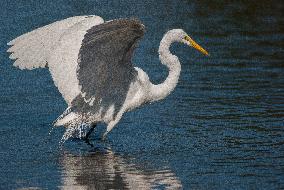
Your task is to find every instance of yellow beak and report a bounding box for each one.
[185,36,209,56]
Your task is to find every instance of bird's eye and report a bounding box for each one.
[184,36,190,41]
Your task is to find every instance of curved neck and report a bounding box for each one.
[149,33,181,102]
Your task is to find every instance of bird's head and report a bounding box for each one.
[169,29,209,56]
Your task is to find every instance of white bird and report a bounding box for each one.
[7,15,209,141]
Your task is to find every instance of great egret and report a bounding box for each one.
[7,15,208,141]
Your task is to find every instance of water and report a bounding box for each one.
[0,0,283,189]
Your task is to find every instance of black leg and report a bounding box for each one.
[86,124,96,139]
[84,124,96,146]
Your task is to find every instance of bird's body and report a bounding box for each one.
[7,15,208,139]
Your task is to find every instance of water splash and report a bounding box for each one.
[59,123,92,146]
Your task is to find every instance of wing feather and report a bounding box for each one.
[7,16,144,116]
[72,19,145,116]
[7,15,104,106]
[47,16,104,105]
[7,16,91,70]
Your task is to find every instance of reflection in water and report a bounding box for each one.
[59,149,182,189]
[1,0,283,189]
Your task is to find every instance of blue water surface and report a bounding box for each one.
[0,0,283,189]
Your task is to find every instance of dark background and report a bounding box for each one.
[0,0,283,189]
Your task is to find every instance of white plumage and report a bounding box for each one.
[7,15,208,141]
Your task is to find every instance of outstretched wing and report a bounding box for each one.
[7,15,104,105]
[71,19,145,116]
[7,16,94,70]
[7,17,144,118]
[47,16,104,105]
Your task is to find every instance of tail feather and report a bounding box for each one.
[53,107,79,127]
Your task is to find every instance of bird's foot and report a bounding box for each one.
[82,124,96,147]
[85,126,95,140]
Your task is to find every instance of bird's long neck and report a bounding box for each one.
[149,32,181,102]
